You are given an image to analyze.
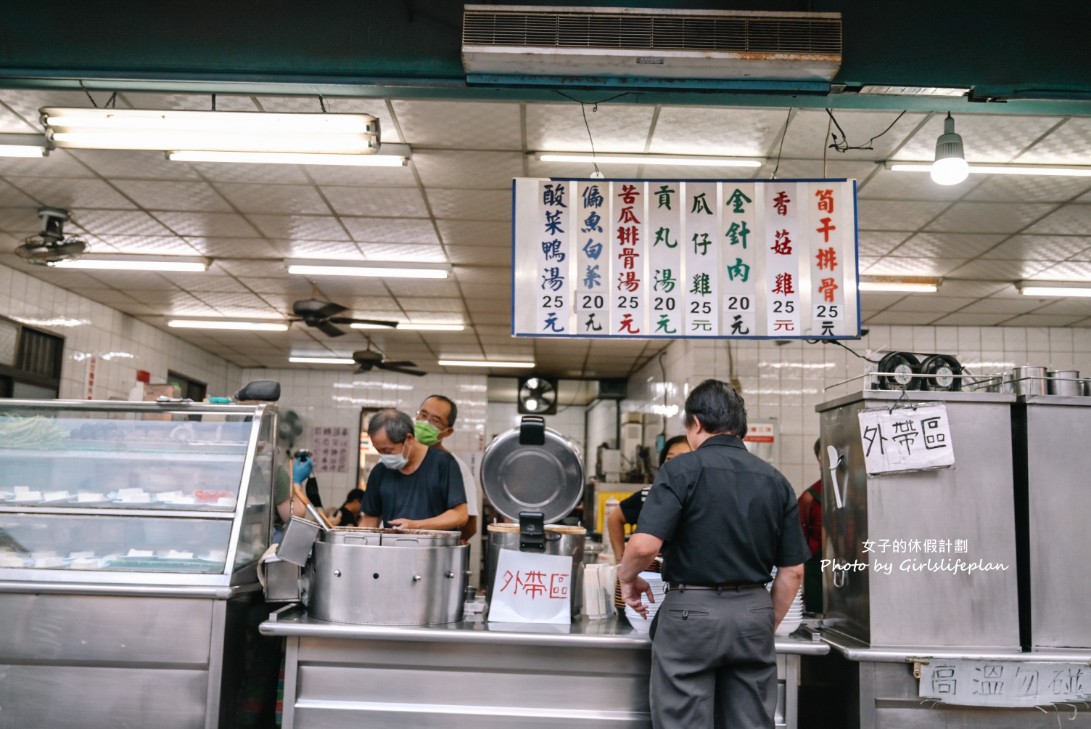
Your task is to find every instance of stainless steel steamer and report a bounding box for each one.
[480,416,587,615]
[306,527,467,625]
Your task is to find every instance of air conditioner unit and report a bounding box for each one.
[462,5,842,83]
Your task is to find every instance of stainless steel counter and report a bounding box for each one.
[263,607,828,729]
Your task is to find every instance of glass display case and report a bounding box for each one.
[0,398,280,729]
[0,399,276,583]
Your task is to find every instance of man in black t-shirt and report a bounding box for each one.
[618,379,808,729]
[359,409,467,532]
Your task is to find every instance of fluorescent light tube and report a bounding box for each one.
[887,161,1091,178]
[168,320,289,331]
[169,146,409,167]
[0,134,50,157]
[288,356,355,365]
[537,152,762,168]
[1018,282,1091,298]
[351,323,466,331]
[42,108,379,154]
[288,262,450,279]
[859,276,940,293]
[438,359,535,368]
[51,255,209,272]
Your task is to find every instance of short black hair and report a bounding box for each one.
[659,435,689,466]
[683,379,748,438]
[344,488,364,503]
[423,394,458,427]
[367,408,414,443]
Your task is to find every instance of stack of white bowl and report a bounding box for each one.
[769,567,804,635]
[623,572,665,633]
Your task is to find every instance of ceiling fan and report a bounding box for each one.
[16,207,88,265]
[352,347,425,377]
[290,298,398,337]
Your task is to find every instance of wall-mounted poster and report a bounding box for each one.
[512,178,860,340]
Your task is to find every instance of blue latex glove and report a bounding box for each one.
[293,454,313,484]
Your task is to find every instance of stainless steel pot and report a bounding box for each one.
[1011,366,1047,396]
[1047,370,1081,396]
[485,522,586,616]
[307,528,467,625]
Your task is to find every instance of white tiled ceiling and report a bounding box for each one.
[2,89,1091,378]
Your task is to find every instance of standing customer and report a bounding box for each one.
[619,379,808,729]
[414,394,480,542]
[360,409,468,532]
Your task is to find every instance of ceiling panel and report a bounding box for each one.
[1,88,1089,382]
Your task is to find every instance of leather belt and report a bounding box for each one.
[665,582,765,592]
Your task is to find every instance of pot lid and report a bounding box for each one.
[480,416,584,524]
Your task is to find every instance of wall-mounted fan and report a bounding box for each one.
[290,298,397,337]
[278,409,304,448]
[352,347,425,377]
[518,376,558,414]
[16,207,87,265]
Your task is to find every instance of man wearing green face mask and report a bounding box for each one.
[416,395,480,543]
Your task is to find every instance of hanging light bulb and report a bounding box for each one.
[930,112,969,185]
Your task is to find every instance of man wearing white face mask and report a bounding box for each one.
[360,409,468,531]
[415,394,479,542]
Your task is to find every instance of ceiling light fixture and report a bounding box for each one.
[168,144,410,167]
[536,152,762,168]
[438,359,535,368]
[886,160,1091,178]
[350,322,465,331]
[168,319,289,331]
[288,356,356,365]
[0,133,50,158]
[1017,281,1091,298]
[41,108,380,155]
[929,112,969,185]
[287,260,450,279]
[859,275,941,293]
[51,254,209,272]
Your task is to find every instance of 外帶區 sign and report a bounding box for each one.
[858,404,955,475]
[488,548,572,624]
[512,178,860,339]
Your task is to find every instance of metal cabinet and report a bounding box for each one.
[0,399,280,729]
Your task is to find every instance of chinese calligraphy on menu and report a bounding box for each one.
[512,178,859,339]
[311,425,351,474]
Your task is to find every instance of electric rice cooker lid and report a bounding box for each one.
[480,415,584,524]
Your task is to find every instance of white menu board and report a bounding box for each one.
[512,178,860,339]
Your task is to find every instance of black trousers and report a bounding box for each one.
[649,587,777,729]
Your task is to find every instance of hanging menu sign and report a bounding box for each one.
[512,178,860,339]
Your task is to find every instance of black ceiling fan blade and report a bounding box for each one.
[329,316,400,329]
[378,363,426,377]
[379,360,418,368]
[292,299,348,320]
[317,321,347,337]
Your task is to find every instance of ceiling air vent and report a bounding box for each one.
[463,5,841,82]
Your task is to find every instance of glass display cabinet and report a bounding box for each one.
[0,399,280,729]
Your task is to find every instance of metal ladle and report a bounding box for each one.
[827,445,845,509]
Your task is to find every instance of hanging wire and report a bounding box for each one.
[826,109,907,153]
[319,95,328,113]
[806,338,882,363]
[211,94,217,111]
[79,81,99,108]
[769,108,792,180]
[823,114,832,177]
[553,91,635,178]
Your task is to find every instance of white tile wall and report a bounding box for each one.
[623,326,1091,496]
[0,262,239,400]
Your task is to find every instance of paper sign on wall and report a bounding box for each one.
[919,658,1091,707]
[488,548,572,624]
[857,404,955,475]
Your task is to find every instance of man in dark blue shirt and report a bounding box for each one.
[619,379,808,729]
[360,409,467,531]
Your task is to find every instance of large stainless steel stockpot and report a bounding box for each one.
[307,528,467,625]
[485,522,586,616]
